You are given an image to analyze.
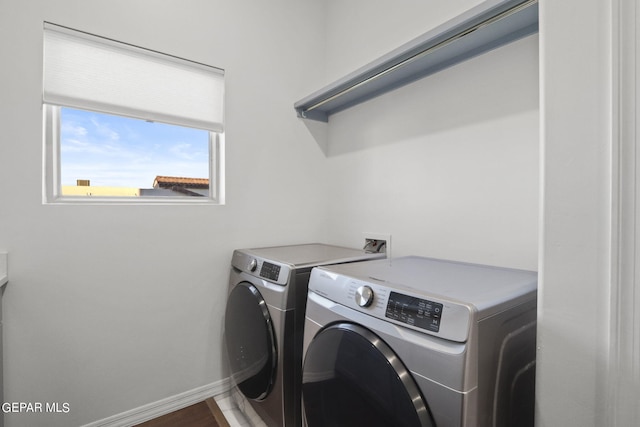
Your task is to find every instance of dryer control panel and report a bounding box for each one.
[309,268,472,343]
[231,250,291,285]
[259,261,282,281]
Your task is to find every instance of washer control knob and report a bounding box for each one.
[355,285,374,307]
[248,258,258,272]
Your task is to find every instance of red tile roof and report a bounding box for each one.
[153,176,210,189]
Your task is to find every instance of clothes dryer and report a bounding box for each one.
[224,243,385,427]
[302,256,537,427]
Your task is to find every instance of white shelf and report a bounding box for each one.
[294,0,538,122]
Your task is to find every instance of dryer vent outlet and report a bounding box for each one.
[362,233,390,256]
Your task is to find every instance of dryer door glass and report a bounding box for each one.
[302,323,434,427]
[224,282,277,400]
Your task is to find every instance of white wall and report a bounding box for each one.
[537,0,617,425]
[323,0,485,83]
[612,1,640,424]
[0,1,326,426]
[318,0,539,271]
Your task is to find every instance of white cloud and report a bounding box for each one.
[169,142,207,161]
[61,122,88,139]
[90,117,120,141]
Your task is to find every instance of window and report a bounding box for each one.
[42,23,225,203]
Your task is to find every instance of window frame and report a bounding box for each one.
[43,105,225,205]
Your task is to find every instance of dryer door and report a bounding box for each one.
[302,322,434,427]
[224,282,277,401]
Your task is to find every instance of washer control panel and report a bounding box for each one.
[310,268,472,342]
[355,285,374,307]
[385,291,443,332]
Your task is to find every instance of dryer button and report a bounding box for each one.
[355,286,374,307]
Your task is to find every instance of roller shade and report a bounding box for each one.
[43,22,224,132]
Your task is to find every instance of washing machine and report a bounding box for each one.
[224,243,385,427]
[302,256,537,427]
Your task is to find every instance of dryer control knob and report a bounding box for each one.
[248,258,258,272]
[355,285,374,307]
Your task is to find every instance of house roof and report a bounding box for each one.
[153,176,210,189]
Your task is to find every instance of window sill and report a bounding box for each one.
[45,196,222,206]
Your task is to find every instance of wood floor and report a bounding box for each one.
[134,398,230,427]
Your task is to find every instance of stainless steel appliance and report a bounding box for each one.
[302,256,537,427]
[224,243,385,427]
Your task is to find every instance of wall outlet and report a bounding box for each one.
[362,232,391,257]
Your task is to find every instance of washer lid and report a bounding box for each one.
[302,322,434,427]
[311,256,537,319]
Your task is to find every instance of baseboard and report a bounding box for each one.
[80,378,232,427]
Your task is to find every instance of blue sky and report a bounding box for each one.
[60,108,210,188]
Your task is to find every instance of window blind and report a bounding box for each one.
[43,22,224,132]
